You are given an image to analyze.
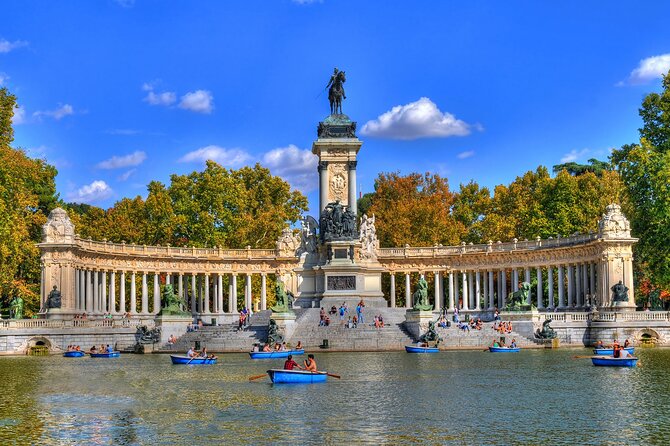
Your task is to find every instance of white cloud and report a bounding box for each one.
[179,145,250,167]
[118,169,136,181]
[457,150,475,159]
[624,54,670,85]
[33,104,74,120]
[67,180,113,203]
[97,150,147,169]
[292,0,322,4]
[0,39,28,53]
[560,148,590,163]
[0,72,8,85]
[262,144,318,192]
[144,90,176,106]
[12,104,25,125]
[179,90,214,114]
[361,97,473,140]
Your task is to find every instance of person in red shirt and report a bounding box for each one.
[283,354,301,370]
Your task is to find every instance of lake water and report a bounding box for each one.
[1,348,669,445]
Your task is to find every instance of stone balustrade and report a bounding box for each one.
[0,318,155,330]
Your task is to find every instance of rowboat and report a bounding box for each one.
[63,351,85,358]
[593,347,634,355]
[267,369,327,384]
[591,356,638,367]
[489,346,521,353]
[249,349,305,359]
[89,351,120,358]
[405,345,439,353]
[170,355,217,365]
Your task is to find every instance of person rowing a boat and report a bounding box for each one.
[303,354,317,372]
[262,343,272,352]
[490,339,500,348]
[284,354,301,370]
[613,344,622,358]
[186,347,197,358]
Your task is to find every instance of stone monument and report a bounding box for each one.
[294,68,386,309]
[597,204,638,310]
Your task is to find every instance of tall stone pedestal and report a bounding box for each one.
[404,310,436,340]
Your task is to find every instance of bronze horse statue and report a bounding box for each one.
[328,70,346,115]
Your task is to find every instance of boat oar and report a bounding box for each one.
[319,372,341,379]
[572,355,594,359]
[249,374,268,381]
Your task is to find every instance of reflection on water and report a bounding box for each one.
[1,349,670,445]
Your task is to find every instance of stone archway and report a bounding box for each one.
[24,336,53,355]
[635,328,662,346]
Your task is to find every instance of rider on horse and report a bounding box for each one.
[326,67,346,115]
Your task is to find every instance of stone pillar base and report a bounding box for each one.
[45,308,80,320]
[271,312,297,340]
[404,309,436,340]
[155,315,192,344]
[610,301,636,312]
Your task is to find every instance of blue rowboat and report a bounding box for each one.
[89,351,120,358]
[267,369,327,384]
[63,351,85,358]
[489,346,521,353]
[170,355,217,365]
[405,345,439,353]
[593,347,634,355]
[249,349,305,359]
[591,356,638,367]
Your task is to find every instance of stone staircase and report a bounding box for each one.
[288,308,414,351]
[157,309,544,353]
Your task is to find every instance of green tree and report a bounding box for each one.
[0,89,58,314]
[611,70,670,289]
[552,158,612,176]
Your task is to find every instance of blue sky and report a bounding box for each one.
[3,1,670,214]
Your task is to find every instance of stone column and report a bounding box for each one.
[101,271,107,313]
[120,271,126,315]
[245,273,252,311]
[547,267,554,309]
[141,272,148,315]
[85,270,92,313]
[468,271,474,309]
[153,273,160,315]
[389,273,396,308]
[178,273,184,299]
[405,273,411,308]
[191,274,197,316]
[575,265,582,308]
[204,274,211,314]
[110,271,116,314]
[434,271,441,310]
[475,271,481,311]
[448,271,455,311]
[557,266,565,309]
[454,272,460,309]
[318,161,328,213]
[589,263,596,303]
[74,268,80,311]
[348,161,357,215]
[93,270,99,314]
[260,274,267,311]
[230,274,238,313]
[536,267,543,309]
[488,270,495,309]
[130,272,137,315]
[80,269,87,312]
[462,272,469,311]
[567,265,574,308]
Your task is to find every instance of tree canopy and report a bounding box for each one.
[69,161,308,249]
[611,70,670,290]
[0,88,58,315]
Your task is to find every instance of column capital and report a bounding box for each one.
[317,160,329,172]
[347,160,357,170]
